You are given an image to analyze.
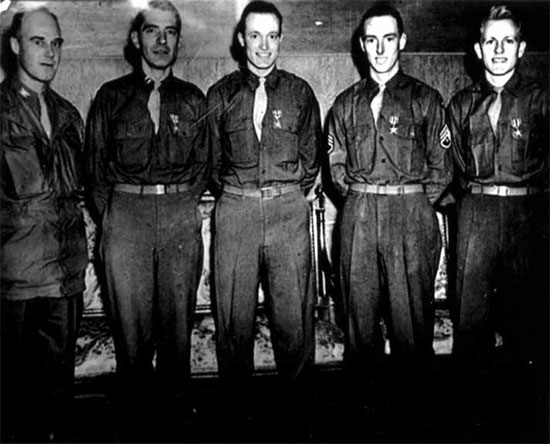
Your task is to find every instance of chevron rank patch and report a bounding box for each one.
[439,124,451,149]
[327,133,335,153]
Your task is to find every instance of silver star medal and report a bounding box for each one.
[389,116,399,135]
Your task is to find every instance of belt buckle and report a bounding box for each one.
[261,187,277,199]
[154,184,166,195]
[497,186,509,197]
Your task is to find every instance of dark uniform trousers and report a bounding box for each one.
[100,190,202,419]
[339,191,441,404]
[1,294,83,441]
[453,193,549,387]
[213,189,315,411]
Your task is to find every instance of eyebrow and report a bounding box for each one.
[29,36,64,44]
[364,32,398,39]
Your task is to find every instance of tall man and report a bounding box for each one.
[327,3,452,426]
[85,0,208,436]
[1,7,88,442]
[447,5,548,433]
[206,0,321,434]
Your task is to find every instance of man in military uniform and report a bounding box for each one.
[447,5,548,436]
[85,0,208,438]
[206,0,321,437]
[1,7,88,442]
[326,3,452,431]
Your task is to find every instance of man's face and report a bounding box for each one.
[238,12,282,77]
[10,10,63,88]
[131,8,179,71]
[475,19,525,78]
[360,15,406,75]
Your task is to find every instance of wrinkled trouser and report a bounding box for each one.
[339,191,441,401]
[100,190,202,410]
[453,193,549,380]
[1,294,82,441]
[213,189,315,409]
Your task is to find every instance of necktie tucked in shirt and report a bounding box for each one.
[370,83,386,126]
[39,94,51,139]
[148,80,162,134]
[253,77,267,141]
[488,87,503,134]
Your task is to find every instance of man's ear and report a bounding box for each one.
[474,42,482,60]
[399,32,407,51]
[10,37,20,56]
[237,32,245,47]
[279,32,284,43]
[131,31,140,49]
[518,40,526,59]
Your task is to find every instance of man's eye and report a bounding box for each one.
[269,34,279,40]
[144,28,157,34]
[365,38,375,44]
[52,41,62,49]
[387,36,396,42]
[484,39,495,46]
[167,29,177,37]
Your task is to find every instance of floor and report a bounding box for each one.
[63,355,548,444]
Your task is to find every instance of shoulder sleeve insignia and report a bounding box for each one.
[327,133,335,153]
[439,124,451,149]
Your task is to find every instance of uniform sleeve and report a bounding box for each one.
[326,99,349,197]
[189,92,210,199]
[298,85,322,195]
[205,86,224,197]
[423,90,453,205]
[84,87,112,221]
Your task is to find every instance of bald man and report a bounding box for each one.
[1,8,88,442]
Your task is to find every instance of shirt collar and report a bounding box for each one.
[364,70,408,96]
[479,71,521,98]
[134,68,174,89]
[241,66,281,91]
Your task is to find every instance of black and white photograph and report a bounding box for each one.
[0,0,548,442]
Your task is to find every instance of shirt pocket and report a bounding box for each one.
[272,110,300,163]
[113,118,151,167]
[223,115,256,167]
[2,133,49,198]
[352,123,375,174]
[510,122,542,175]
[393,119,426,175]
[165,118,195,167]
[468,141,494,178]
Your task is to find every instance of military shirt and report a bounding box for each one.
[447,73,548,189]
[85,70,208,217]
[206,67,322,195]
[327,71,452,204]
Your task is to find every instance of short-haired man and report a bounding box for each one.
[85,0,208,438]
[206,0,321,437]
[327,3,452,432]
[447,5,548,433]
[1,7,88,442]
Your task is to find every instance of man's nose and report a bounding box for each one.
[377,41,384,55]
[495,41,504,54]
[45,43,55,58]
[158,31,167,44]
[260,37,269,50]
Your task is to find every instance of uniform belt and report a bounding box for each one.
[469,184,545,197]
[350,183,425,195]
[113,183,191,195]
[223,184,301,199]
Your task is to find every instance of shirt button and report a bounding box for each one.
[381,158,387,163]
[379,136,384,142]
[261,169,266,174]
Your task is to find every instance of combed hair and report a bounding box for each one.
[480,5,522,40]
[359,2,404,37]
[236,0,283,36]
[124,0,181,69]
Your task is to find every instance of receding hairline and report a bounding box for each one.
[17,7,61,37]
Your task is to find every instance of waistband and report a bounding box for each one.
[349,183,425,195]
[113,183,191,195]
[223,184,301,199]
[469,184,546,197]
